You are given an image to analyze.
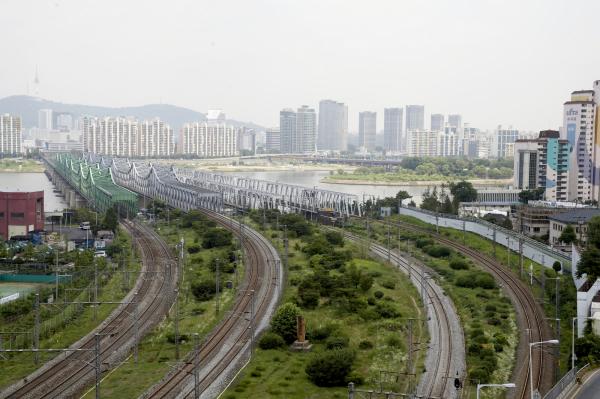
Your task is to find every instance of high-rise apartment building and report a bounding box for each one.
[181,122,239,157]
[406,130,439,157]
[514,130,570,201]
[138,118,175,157]
[358,111,377,152]
[297,105,317,154]
[439,125,460,157]
[280,109,296,154]
[384,108,403,152]
[38,109,53,131]
[265,128,280,153]
[83,117,139,157]
[492,125,519,158]
[448,114,462,129]
[0,114,22,155]
[430,114,444,131]
[562,83,600,202]
[405,105,425,131]
[317,100,348,151]
[280,106,316,154]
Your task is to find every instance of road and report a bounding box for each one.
[570,368,600,399]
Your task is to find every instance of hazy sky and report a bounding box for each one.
[2,0,600,132]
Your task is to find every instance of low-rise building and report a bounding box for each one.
[517,200,588,238]
[548,208,600,247]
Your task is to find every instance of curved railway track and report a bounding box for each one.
[380,218,554,399]
[1,220,179,399]
[344,232,464,399]
[142,210,282,399]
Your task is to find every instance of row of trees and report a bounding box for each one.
[420,181,478,215]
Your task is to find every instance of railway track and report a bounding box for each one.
[1,220,179,399]
[142,210,282,399]
[378,218,554,399]
[343,232,464,399]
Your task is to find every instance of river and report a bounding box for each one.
[221,170,508,204]
[0,172,68,212]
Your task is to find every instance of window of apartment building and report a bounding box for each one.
[10,212,24,219]
[0,212,4,219]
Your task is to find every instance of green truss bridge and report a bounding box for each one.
[45,153,138,215]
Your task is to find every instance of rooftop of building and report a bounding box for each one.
[548,208,600,224]
[564,100,594,105]
[572,90,595,94]
[527,200,589,209]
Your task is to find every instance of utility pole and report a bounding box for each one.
[215,259,220,314]
[34,293,40,365]
[387,224,391,262]
[283,225,289,269]
[519,238,524,278]
[174,288,180,360]
[95,333,100,399]
[492,228,497,258]
[55,248,59,302]
[193,333,200,399]
[250,289,256,358]
[94,259,98,321]
[507,237,510,268]
[407,318,413,381]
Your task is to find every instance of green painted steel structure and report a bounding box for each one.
[49,153,138,215]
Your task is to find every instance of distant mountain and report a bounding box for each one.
[0,95,265,132]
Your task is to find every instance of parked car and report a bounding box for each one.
[80,221,91,230]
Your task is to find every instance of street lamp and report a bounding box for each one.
[476,383,516,399]
[529,339,559,398]
[572,316,595,370]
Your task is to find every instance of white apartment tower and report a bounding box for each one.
[384,108,403,152]
[265,128,281,153]
[181,122,239,158]
[430,114,444,131]
[38,109,53,131]
[139,119,174,157]
[358,111,377,152]
[317,100,348,151]
[407,130,439,157]
[280,106,316,154]
[0,114,22,155]
[562,83,600,202]
[405,105,425,131]
[83,117,139,157]
[492,126,519,158]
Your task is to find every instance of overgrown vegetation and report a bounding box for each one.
[224,210,425,398]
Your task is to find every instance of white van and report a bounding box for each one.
[80,221,91,230]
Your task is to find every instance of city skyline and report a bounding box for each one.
[2,0,600,132]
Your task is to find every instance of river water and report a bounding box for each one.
[0,169,507,210]
[222,170,508,204]
[0,172,68,212]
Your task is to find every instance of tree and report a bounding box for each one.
[552,261,562,274]
[420,187,441,212]
[202,228,232,249]
[518,188,545,204]
[559,225,577,245]
[271,303,301,343]
[587,216,600,249]
[305,348,356,387]
[449,181,478,212]
[191,279,216,301]
[576,247,600,281]
[102,207,119,232]
[395,190,411,203]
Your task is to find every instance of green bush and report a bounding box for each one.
[386,335,402,348]
[271,303,301,344]
[311,324,337,341]
[305,349,356,387]
[358,340,374,350]
[415,238,434,248]
[374,291,384,299]
[258,332,286,349]
[455,272,497,290]
[298,288,320,309]
[202,228,233,249]
[345,371,365,385]
[380,279,396,290]
[375,302,400,318]
[325,335,350,350]
[449,258,469,270]
[325,231,344,247]
[425,245,452,258]
[191,279,216,301]
[187,244,201,254]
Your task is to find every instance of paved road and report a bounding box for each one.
[571,368,600,399]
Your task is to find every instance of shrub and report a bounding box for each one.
[374,291,384,299]
[305,349,356,387]
[325,335,350,350]
[455,272,497,290]
[484,304,497,312]
[345,371,365,385]
[312,324,337,341]
[425,245,452,258]
[367,297,376,306]
[359,275,373,292]
[449,258,469,270]
[258,332,285,349]
[191,279,216,301]
[325,231,344,247]
[166,332,189,344]
[298,288,320,309]
[271,303,301,343]
[202,228,233,249]
[415,238,434,248]
[358,340,374,350]
[386,335,403,348]
[381,280,396,290]
[375,302,400,318]
[187,244,201,254]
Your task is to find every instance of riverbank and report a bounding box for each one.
[0,159,45,173]
[322,177,513,186]
[156,159,352,173]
